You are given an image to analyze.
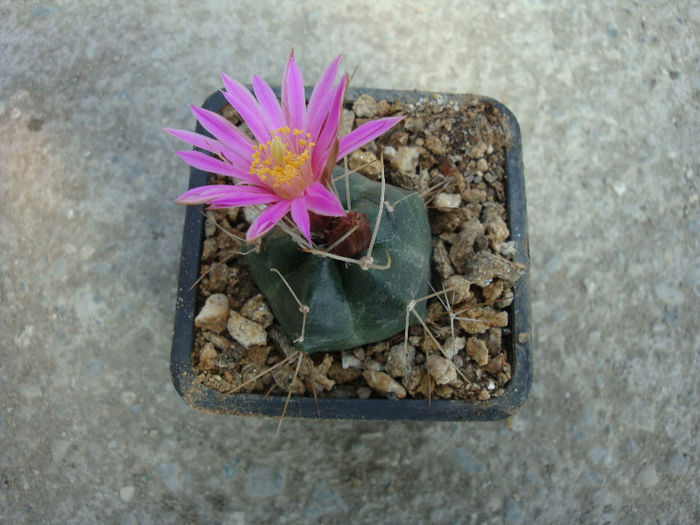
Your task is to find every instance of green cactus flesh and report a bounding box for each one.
[246,171,432,353]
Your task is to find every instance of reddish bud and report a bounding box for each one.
[326,211,372,258]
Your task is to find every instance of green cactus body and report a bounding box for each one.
[247,171,432,353]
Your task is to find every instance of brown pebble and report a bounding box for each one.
[426,354,457,385]
[362,370,406,398]
[194,294,230,334]
[198,343,218,371]
[484,353,506,374]
[328,363,363,384]
[466,338,489,366]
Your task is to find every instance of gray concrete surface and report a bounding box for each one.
[1,1,698,523]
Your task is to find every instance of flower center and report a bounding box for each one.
[249,126,315,189]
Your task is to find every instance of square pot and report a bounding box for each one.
[170,87,532,421]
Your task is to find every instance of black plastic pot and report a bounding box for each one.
[170,87,532,421]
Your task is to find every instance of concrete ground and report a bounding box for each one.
[1,1,698,523]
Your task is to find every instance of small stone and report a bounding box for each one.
[199,343,218,371]
[468,141,488,158]
[386,343,415,378]
[194,294,230,333]
[365,341,388,356]
[430,209,466,235]
[497,289,514,308]
[205,211,217,237]
[433,193,461,209]
[476,158,489,172]
[119,486,135,502]
[464,251,526,287]
[484,353,506,374]
[443,336,465,359]
[202,238,217,260]
[498,241,517,258]
[467,338,489,366]
[449,219,486,273]
[402,367,424,394]
[478,390,491,401]
[425,135,446,155]
[432,239,455,280]
[485,215,510,245]
[517,332,530,344]
[403,117,424,133]
[420,333,440,354]
[487,327,503,353]
[243,345,269,369]
[363,370,406,398]
[434,385,454,398]
[462,188,487,203]
[341,351,363,369]
[328,363,363,384]
[483,280,504,302]
[203,263,230,293]
[356,387,372,399]
[376,100,391,116]
[348,150,381,178]
[390,146,420,174]
[353,94,378,117]
[426,301,445,322]
[460,308,508,334]
[445,275,473,304]
[240,294,274,328]
[363,358,383,372]
[484,172,498,184]
[227,311,267,348]
[426,354,457,385]
[303,354,336,391]
[339,109,355,137]
[382,145,397,161]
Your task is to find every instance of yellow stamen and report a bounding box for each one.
[249,128,315,188]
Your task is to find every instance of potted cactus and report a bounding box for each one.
[169,52,532,420]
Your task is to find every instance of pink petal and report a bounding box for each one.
[176,184,276,207]
[336,116,404,160]
[189,106,255,162]
[282,51,305,131]
[304,182,346,216]
[246,200,292,241]
[221,73,270,144]
[208,192,278,209]
[175,184,237,204]
[312,74,347,175]
[290,196,311,244]
[307,54,342,139]
[175,150,260,184]
[252,75,285,132]
[164,128,249,170]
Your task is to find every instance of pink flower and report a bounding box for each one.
[165,52,402,244]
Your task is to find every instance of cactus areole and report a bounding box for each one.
[247,170,432,353]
